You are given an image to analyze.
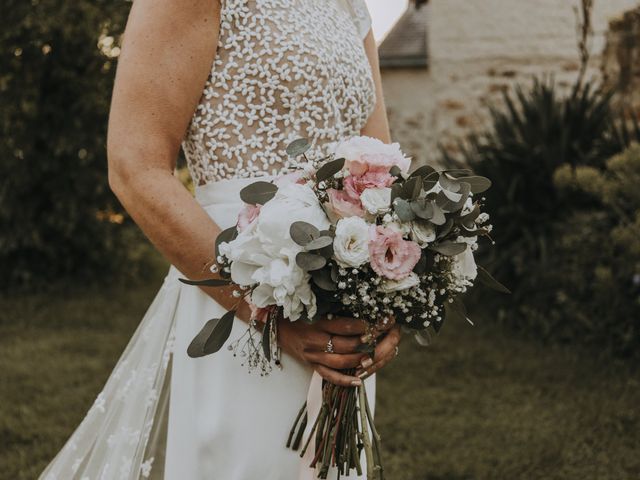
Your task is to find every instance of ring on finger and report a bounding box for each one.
[325,335,335,353]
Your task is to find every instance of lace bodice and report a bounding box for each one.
[182,0,376,185]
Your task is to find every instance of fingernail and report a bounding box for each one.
[358,371,368,379]
[351,379,362,386]
[361,358,373,369]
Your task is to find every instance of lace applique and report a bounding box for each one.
[182,0,376,185]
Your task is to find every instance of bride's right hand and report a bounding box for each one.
[278,316,379,387]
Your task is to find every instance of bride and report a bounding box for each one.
[40,0,401,478]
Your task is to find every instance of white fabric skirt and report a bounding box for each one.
[39,178,375,480]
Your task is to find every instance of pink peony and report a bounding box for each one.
[368,226,422,280]
[326,188,365,218]
[343,171,395,198]
[237,204,261,232]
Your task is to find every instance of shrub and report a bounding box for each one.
[443,78,640,356]
[0,0,137,289]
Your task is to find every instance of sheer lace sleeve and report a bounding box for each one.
[345,0,372,39]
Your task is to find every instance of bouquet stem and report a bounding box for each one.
[288,373,384,479]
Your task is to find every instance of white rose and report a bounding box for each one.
[333,217,371,267]
[256,183,330,256]
[220,182,330,321]
[331,136,412,173]
[380,272,420,292]
[410,221,436,246]
[360,187,392,215]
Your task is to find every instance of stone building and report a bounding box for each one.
[378,0,640,167]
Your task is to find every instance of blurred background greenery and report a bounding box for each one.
[0,0,638,479]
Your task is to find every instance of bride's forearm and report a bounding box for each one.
[108,162,251,322]
[361,30,391,144]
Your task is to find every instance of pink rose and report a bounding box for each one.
[368,226,422,280]
[343,171,395,198]
[326,188,365,218]
[275,171,307,186]
[237,204,261,232]
[348,153,411,176]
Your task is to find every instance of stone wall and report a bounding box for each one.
[381,0,640,168]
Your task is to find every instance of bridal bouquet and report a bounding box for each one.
[181,136,508,479]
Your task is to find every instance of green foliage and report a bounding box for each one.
[0,0,133,289]
[444,78,640,356]
[2,284,639,479]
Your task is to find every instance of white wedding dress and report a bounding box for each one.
[40,1,377,479]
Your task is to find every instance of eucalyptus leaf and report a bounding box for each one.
[286,138,311,157]
[393,198,415,221]
[410,198,434,220]
[312,268,337,291]
[403,175,422,200]
[444,297,468,324]
[187,309,236,358]
[436,218,454,239]
[423,171,440,191]
[438,182,470,213]
[179,278,232,287]
[457,175,492,194]
[429,241,467,256]
[316,158,345,183]
[439,173,461,193]
[460,204,481,229]
[389,165,402,177]
[430,204,447,225]
[305,236,334,250]
[409,165,437,180]
[290,221,320,246]
[240,181,278,205]
[477,265,511,293]
[391,183,404,202]
[296,252,327,271]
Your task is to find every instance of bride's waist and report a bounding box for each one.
[195,176,275,229]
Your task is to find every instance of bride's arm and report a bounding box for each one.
[107,0,234,304]
[107,0,366,386]
[360,30,392,144]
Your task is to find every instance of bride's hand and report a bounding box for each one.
[278,315,400,387]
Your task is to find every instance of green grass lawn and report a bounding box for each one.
[1,277,638,480]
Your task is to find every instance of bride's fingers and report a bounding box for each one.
[312,363,362,387]
[315,316,367,336]
[357,326,401,379]
[304,351,364,370]
[304,334,362,354]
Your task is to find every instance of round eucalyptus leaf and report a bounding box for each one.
[305,236,334,250]
[290,221,320,246]
[457,175,492,193]
[429,241,468,256]
[240,181,278,205]
[393,198,416,221]
[316,158,345,183]
[296,252,327,271]
[286,138,311,157]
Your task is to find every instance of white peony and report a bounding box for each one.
[331,136,412,173]
[333,216,371,267]
[380,272,420,292]
[219,182,330,321]
[410,221,436,246]
[360,187,392,215]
